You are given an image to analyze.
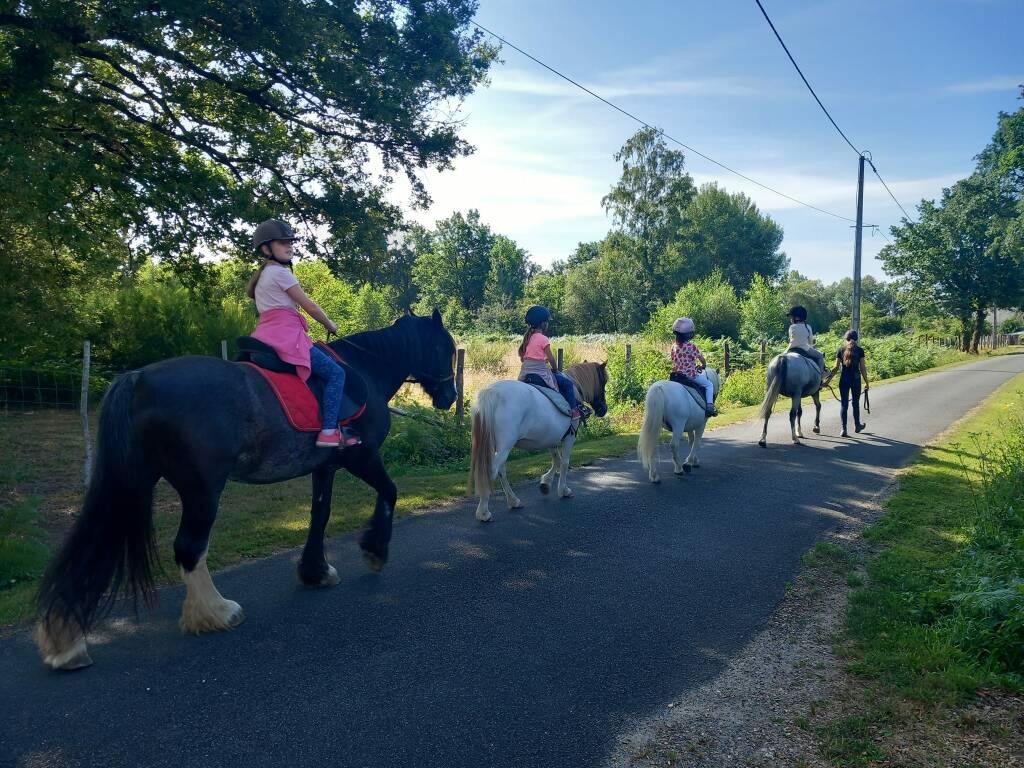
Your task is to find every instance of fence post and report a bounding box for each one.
[556,347,564,373]
[759,340,767,365]
[723,340,731,376]
[455,348,465,422]
[81,341,92,487]
[221,340,228,360]
[625,343,632,378]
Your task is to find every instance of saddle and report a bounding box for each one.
[786,347,824,374]
[669,371,713,407]
[520,374,571,417]
[235,337,367,429]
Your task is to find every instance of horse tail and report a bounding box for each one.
[638,383,666,473]
[36,371,158,661]
[758,356,786,421]
[468,387,496,499]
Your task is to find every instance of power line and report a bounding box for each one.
[752,1,918,223]
[471,20,857,224]
[866,158,916,222]
[753,0,860,156]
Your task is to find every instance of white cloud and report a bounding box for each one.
[944,76,1024,94]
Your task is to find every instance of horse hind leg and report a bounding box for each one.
[176,489,244,634]
[556,438,574,498]
[671,429,688,475]
[791,397,803,443]
[685,427,703,469]
[497,458,523,511]
[539,447,559,495]
[812,393,822,434]
[759,417,769,448]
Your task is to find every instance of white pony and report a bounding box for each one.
[637,369,722,483]
[469,362,608,522]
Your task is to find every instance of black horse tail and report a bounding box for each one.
[37,371,159,641]
[758,355,787,421]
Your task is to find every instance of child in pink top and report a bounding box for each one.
[669,317,717,416]
[517,305,581,418]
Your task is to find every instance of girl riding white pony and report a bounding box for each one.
[469,305,608,522]
[638,317,721,482]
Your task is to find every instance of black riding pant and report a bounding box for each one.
[839,379,861,429]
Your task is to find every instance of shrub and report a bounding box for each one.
[380,402,471,469]
[720,365,766,406]
[645,271,740,342]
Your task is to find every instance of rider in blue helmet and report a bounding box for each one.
[517,305,583,419]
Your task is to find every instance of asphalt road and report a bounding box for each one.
[3,353,1023,768]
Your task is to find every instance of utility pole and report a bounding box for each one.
[852,153,865,334]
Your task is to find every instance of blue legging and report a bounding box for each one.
[553,372,579,410]
[309,346,346,430]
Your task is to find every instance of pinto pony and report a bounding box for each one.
[35,310,457,670]
[637,369,721,482]
[468,362,608,523]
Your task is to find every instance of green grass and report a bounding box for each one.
[818,372,1024,765]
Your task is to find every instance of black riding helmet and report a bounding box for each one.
[253,219,298,252]
[524,305,551,326]
[787,305,808,322]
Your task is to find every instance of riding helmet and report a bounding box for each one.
[524,305,551,326]
[787,305,808,321]
[672,317,695,334]
[253,219,298,251]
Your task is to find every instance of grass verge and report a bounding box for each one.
[815,372,1024,766]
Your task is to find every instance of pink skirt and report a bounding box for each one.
[251,307,313,382]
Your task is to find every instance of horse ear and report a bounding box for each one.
[583,358,588,363]
[600,360,607,369]
[431,307,443,325]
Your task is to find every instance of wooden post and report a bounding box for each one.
[625,343,632,377]
[81,341,92,487]
[759,340,767,365]
[723,340,731,376]
[221,340,229,360]
[455,348,465,421]
[556,347,564,372]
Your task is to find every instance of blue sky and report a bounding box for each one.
[397,0,1023,283]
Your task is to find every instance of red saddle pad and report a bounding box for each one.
[242,363,321,432]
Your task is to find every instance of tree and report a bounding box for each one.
[881,173,1023,352]
[679,184,787,290]
[523,271,570,334]
[602,127,696,297]
[646,271,740,342]
[781,271,838,332]
[0,0,495,349]
[740,274,786,344]
[485,236,532,304]
[412,210,495,315]
[563,234,652,333]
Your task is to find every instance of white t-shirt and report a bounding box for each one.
[789,322,815,349]
[254,263,299,313]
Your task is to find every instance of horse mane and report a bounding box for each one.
[334,315,421,366]
[565,362,603,402]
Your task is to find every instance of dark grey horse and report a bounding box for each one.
[757,352,823,447]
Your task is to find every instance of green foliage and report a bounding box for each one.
[380,404,472,470]
[646,271,740,341]
[563,233,653,333]
[678,183,787,290]
[0,497,48,589]
[603,343,670,405]
[740,274,787,344]
[463,336,511,376]
[720,365,766,406]
[413,210,496,314]
[523,271,569,334]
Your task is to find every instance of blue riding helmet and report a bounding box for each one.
[524,305,551,327]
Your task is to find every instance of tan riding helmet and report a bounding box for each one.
[252,219,298,252]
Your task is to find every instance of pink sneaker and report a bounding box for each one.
[316,430,341,448]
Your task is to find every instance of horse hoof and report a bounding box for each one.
[508,500,524,510]
[559,488,573,498]
[812,426,820,434]
[758,440,767,448]
[44,638,93,671]
[475,509,493,523]
[320,565,340,587]
[650,475,660,484]
[362,551,385,572]
[539,483,550,495]
[226,602,245,629]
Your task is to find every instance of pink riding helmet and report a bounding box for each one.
[672,317,695,334]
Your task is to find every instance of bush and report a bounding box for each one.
[645,271,740,342]
[604,343,670,405]
[463,336,511,376]
[380,402,471,469]
[720,365,766,406]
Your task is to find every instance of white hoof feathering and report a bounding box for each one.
[36,618,93,671]
[321,564,340,587]
[476,507,493,522]
[559,487,573,498]
[508,498,523,509]
[180,557,246,634]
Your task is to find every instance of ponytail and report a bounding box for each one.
[842,329,859,366]
[518,327,538,359]
[246,262,269,299]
